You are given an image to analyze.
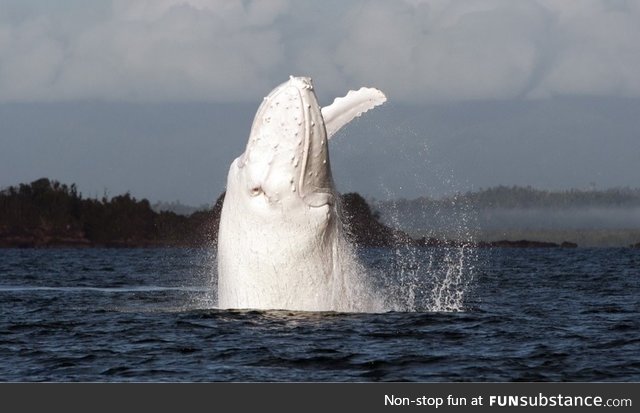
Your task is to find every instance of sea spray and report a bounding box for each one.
[373,189,477,312]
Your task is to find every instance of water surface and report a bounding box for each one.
[0,247,638,381]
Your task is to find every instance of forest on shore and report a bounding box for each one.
[0,178,220,248]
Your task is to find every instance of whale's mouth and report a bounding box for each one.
[240,76,334,208]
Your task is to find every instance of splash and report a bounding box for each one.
[367,197,477,313]
[359,160,477,312]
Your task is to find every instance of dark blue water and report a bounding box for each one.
[0,247,638,381]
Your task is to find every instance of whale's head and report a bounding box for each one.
[232,76,334,211]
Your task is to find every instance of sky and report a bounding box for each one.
[1,0,640,205]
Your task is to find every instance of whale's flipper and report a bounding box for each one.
[322,87,387,139]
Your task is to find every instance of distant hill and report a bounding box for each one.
[381,185,640,211]
[374,185,640,246]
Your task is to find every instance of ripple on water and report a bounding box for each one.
[0,248,638,381]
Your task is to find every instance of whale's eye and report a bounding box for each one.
[249,186,262,197]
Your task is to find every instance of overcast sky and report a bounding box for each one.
[1,0,640,204]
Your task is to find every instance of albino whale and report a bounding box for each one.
[217,76,386,311]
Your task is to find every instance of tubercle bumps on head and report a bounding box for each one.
[243,76,334,208]
[289,75,314,91]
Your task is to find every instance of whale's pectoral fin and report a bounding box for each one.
[321,87,387,140]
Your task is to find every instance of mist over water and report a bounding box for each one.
[380,206,640,233]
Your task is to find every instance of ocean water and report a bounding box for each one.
[0,247,638,381]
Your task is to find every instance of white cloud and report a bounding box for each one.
[0,0,289,101]
[0,0,639,102]
[333,0,548,101]
[531,0,640,98]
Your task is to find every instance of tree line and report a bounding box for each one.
[0,178,221,247]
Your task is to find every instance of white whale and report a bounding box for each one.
[217,76,386,312]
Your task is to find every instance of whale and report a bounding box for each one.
[217,76,386,311]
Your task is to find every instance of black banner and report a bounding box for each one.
[0,383,636,412]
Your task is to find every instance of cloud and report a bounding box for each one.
[531,0,640,98]
[334,0,547,100]
[0,0,639,102]
[0,0,289,101]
